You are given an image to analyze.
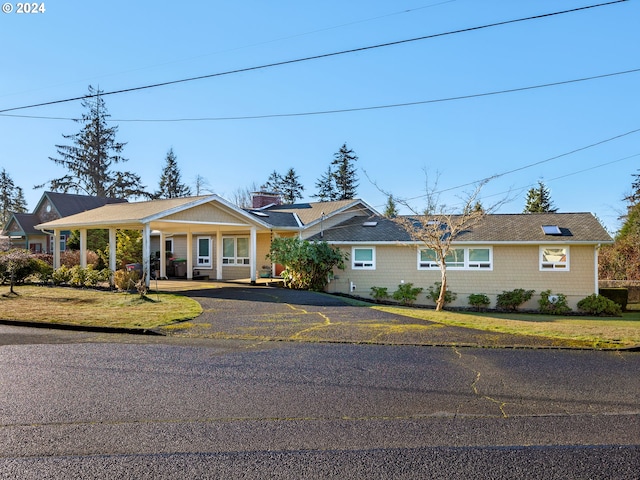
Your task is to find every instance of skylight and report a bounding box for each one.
[542,225,562,235]
[362,221,378,227]
[250,211,269,217]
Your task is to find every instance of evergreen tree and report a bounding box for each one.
[383,195,398,218]
[37,85,148,199]
[0,169,28,226]
[523,181,557,213]
[155,148,192,199]
[624,169,640,206]
[261,170,283,193]
[313,166,337,202]
[280,168,304,204]
[331,143,358,200]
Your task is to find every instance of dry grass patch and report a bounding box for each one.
[373,305,640,348]
[0,286,202,330]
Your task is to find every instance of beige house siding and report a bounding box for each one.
[163,203,247,225]
[327,243,598,309]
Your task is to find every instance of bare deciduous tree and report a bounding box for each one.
[383,172,507,311]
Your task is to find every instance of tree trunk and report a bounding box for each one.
[436,268,447,311]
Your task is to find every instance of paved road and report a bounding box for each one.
[0,325,638,479]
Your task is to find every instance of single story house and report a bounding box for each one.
[307,212,613,309]
[2,192,126,253]
[34,193,612,309]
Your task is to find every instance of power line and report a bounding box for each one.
[0,0,627,114]
[2,67,637,123]
[394,126,640,204]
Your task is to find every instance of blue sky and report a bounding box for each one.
[1,0,638,232]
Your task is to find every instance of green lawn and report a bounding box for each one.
[0,286,202,330]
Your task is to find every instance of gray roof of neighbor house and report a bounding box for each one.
[254,199,378,227]
[308,213,613,244]
[8,213,42,236]
[42,191,127,217]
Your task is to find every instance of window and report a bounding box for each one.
[419,247,492,270]
[223,237,250,266]
[540,246,569,270]
[165,238,174,255]
[353,247,375,269]
[60,234,66,252]
[468,248,492,269]
[197,236,212,268]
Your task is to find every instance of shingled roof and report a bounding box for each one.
[41,191,127,217]
[309,213,612,244]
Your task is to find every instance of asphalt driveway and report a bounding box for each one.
[159,282,560,348]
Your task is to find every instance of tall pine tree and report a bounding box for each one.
[280,168,304,204]
[523,181,557,213]
[155,148,192,199]
[331,143,358,200]
[37,85,148,199]
[0,169,28,227]
[313,166,337,202]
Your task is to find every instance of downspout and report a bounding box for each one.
[595,244,600,294]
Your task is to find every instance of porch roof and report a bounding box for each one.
[36,195,279,232]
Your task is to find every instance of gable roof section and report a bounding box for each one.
[309,213,612,244]
[36,195,275,230]
[4,213,41,236]
[39,191,127,217]
[261,199,379,227]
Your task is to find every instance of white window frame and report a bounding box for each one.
[352,247,376,270]
[540,246,569,271]
[165,238,174,255]
[222,236,250,266]
[197,236,212,268]
[418,247,493,270]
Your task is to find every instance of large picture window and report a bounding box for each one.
[197,236,212,268]
[540,246,569,270]
[352,247,375,269]
[223,237,250,265]
[419,247,492,270]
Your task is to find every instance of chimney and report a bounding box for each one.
[251,191,282,209]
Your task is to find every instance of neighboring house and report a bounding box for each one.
[1,192,126,253]
[306,212,613,309]
[34,193,612,309]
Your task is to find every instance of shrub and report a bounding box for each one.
[598,288,628,311]
[392,282,423,305]
[468,293,491,311]
[52,265,72,285]
[426,282,457,306]
[114,269,140,291]
[496,288,535,311]
[577,294,622,316]
[267,237,347,291]
[538,290,571,315]
[370,286,389,302]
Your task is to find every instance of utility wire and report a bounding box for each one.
[0,0,626,114]
[2,67,637,123]
[394,126,640,204]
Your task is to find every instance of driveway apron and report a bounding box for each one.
[161,283,556,348]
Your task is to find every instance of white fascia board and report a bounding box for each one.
[143,194,273,229]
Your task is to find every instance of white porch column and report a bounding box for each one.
[216,228,223,280]
[79,228,87,268]
[53,229,61,269]
[250,227,257,284]
[186,230,193,280]
[108,228,117,273]
[143,224,151,287]
[160,232,167,279]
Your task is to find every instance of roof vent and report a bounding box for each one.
[542,225,562,235]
